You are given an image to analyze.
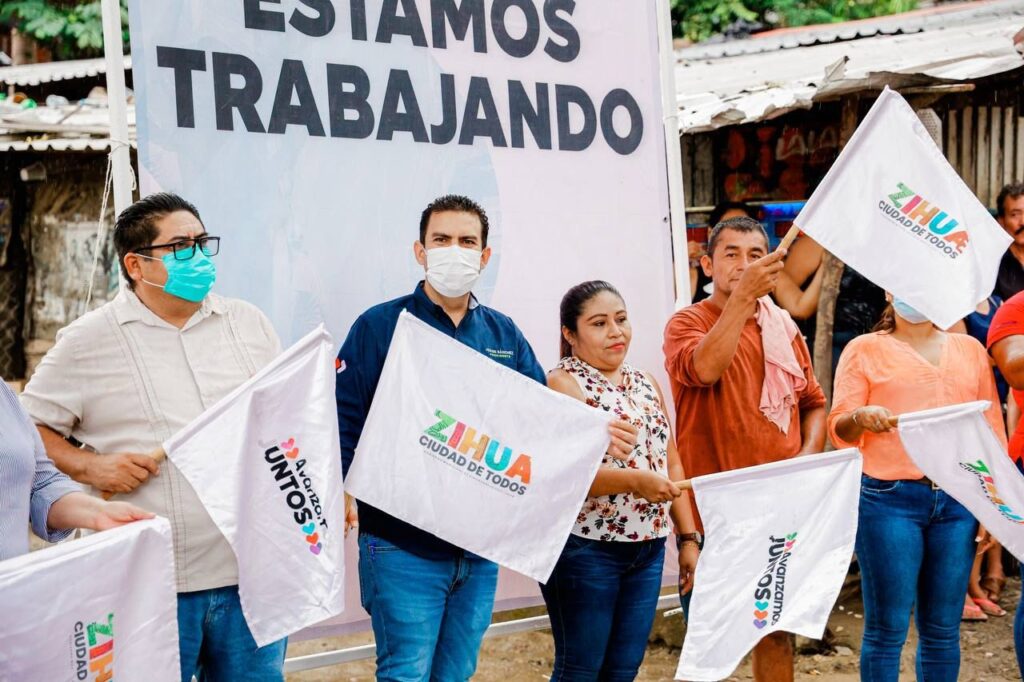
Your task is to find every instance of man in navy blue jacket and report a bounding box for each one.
[336,195,546,681]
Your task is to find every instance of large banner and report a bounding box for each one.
[129,0,676,635]
[794,86,1010,329]
[0,518,179,681]
[346,311,609,582]
[898,401,1024,562]
[677,449,862,681]
[164,326,345,646]
[127,0,674,371]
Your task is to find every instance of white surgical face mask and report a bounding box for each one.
[425,245,482,297]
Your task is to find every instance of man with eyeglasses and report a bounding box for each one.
[21,192,286,681]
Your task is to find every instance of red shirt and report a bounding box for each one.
[987,292,1024,466]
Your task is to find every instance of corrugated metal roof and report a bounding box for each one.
[0,136,136,152]
[679,0,1024,59]
[0,55,132,87]
[676,14,1024,133]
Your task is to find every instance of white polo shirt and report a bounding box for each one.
[21,288,281,592]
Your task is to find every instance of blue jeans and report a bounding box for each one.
[358,532,499,681]
[177,585,287,682]
[540,534,666,681]
[856,476,976,682]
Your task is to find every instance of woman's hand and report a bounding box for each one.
[678,540,699,595]
[852,406,897,434]
[632,471,682,504]
[607,420,639,461]
[344,493,359,538]
[88,500,154,531]
[976,526,995,555]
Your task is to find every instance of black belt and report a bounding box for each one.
[908,476,941,491]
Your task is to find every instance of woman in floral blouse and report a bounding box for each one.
[542,280,700,681]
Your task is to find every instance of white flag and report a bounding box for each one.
[345,311,609,583]
[0,518,179,681]
[794,87,1010,330]
[164,325,344,646]
[677,449,862,681]
[898,401,1024,561]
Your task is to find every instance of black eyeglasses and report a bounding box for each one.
[135,236,220,261]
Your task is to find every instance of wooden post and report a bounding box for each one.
[812,96,859,404]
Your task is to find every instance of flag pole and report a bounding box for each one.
[100,0,133,217]
[655,0,691,310]
[776,224,800,252]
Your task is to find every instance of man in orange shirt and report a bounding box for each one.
[664,216,826,682]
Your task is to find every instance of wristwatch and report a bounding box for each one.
[678,531,703,546]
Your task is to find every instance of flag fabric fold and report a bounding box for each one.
[676,449,862,681]
[794,86,1010,329]
[345,311,610,583]
[0,517,179,681]
[898,400,1024,561]
[164,324,345,646]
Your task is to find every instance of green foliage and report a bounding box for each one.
[672,0,919,42]
[0,0,129,59]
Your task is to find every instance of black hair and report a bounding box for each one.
[707,215,770,259]
[997,183,1024,217]
[419,194,490,247]
[559,280,624,359]
[113,192,202,288]
[708,200,756,227]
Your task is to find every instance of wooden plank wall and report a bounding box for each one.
[946,100,1023,209]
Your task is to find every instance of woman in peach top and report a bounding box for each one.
[829,297,1005,682]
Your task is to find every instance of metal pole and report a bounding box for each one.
[655,0,691,309]
[100,0,133,217]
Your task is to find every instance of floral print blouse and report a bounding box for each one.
[558,355,671,542]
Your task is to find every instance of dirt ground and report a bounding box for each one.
[286,577,1022,681]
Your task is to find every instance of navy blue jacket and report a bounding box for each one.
[336,282,546,558]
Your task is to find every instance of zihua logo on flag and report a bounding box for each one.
[422,409,532,496]
[752,533,798,630]
[879,182,969,259]
[960,460,1024,524]
[263,437,329,555]
[70,613,114,681]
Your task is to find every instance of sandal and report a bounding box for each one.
[973,597,1007,617]
[963,601,989,621]
[980,575,1006,602]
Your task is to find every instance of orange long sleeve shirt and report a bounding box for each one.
[664,300,827,531]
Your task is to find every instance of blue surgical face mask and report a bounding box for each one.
[892,298,930,325]
[138,250,217,303]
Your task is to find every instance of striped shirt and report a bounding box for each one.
[0,381,80,560]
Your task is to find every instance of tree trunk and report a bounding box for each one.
[812,96,860,406]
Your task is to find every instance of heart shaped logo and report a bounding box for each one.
[285,448,300,459]
[301,522,316,535]
[753,619,767,630]
[306,532,319,544]
[281,438,295,450]
[309,543,322,555]
[754,600,769,611]
[753,609,768,620]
